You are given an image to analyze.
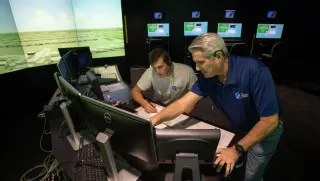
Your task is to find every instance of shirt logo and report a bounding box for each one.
[235,92,249,99]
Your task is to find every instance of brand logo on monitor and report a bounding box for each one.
[104,113,112,123]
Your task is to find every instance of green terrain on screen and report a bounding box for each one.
[218,24,229,32]
[0,28,125,74]
[257,24,270,33]
[184,22,195,31]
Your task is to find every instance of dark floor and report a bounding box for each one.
[8,68,320,181]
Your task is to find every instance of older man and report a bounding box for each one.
[150,33,283,181]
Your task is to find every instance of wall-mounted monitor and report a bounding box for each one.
[267,11,277,18]
[154,12,162,19]
[255,24,284,39]
[192,11,200,19]
[184,22,208,36]
[217,23,242,38]
[225,10,235,18]
[147,23,170,37]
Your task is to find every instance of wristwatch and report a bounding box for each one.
[234,143,245,155]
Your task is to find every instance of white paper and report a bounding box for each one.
[100,85,110,92]
[103,83,126,92]
[155,123,168,129]
[135,104,235,148]
[135,104,190,127]
[135,106,168,129]
[185,121,235,149]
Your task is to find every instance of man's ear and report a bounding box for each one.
[215,51,223,59]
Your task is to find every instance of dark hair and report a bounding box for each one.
[149,48,171,66]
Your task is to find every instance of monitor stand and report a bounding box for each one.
[96,129,141,181]
[54,72,65,100]
[60,101,91,150]
[174,153,204,181]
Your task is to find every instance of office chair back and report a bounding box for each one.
[271,42,285,60]
[230,43,249,56]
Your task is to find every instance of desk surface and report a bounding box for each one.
[48,89,243,181]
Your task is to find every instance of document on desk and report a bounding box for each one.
[135,104,189,128]
[135,105,169,129]
[100,83,126,92]
[135,104,235,148]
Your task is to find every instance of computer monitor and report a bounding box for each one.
[57,57,71,83]
[255,24,284,39]
[154,12,162,19]
[155,129,220,180]
[267,11,277,18]
[60,50,78,83]
[217,23,242,38]
[225,11,235,18]
[79,95,158,167]
[155,129,220,162]
[147,23,170,37]
[85,71,104,101]
[192,11,200,19]
[184,22,208,36]
[58,76,81,101]
[58,47,93,75]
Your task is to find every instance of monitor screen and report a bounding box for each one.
[225,11,235,18]
[147,23,170,37]
[1,0,126,75]
[267,11,277,18]
[256,24,284,39]
[192,11,200,18]
[217,23,242,38]
[154,12,162,19]
[57,58,71,83]
[61,50,78,80]
[184,22,208,36]
[79,95,158,166]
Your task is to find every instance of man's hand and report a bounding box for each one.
[214,147,240,177]
[150,117,158,126]
[143,102,157,113]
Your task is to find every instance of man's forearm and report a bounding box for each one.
[238,114,279,152]
[132,90,147,107]
[151,101,185,125]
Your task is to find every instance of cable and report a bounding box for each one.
[20,164,47,181]
[45,129,51,135]
[39,115,52,153]
[56,120,66,140]
[20,153,58,181]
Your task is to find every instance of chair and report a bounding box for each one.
[260,42,286,83]
[229,43,250,56]
[261,42,283,58]
[261,42,285,69]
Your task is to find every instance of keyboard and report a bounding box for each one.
[101,73,117,79]
[81,143,107,181]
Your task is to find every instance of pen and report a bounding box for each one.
[146,99,156,109]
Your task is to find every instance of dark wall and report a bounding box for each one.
[123,0,287,66]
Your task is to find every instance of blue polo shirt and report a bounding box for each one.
[190,56,279,132]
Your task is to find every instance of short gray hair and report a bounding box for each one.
[188,33,228,59]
